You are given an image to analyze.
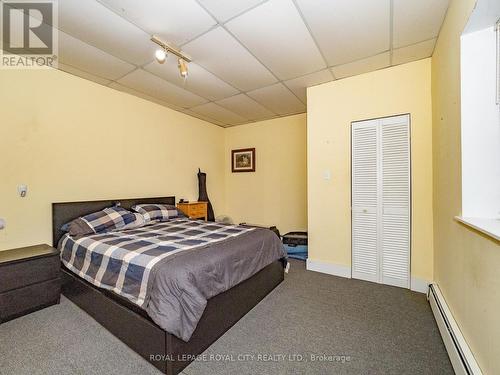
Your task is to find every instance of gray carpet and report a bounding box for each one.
[0,260,453,375]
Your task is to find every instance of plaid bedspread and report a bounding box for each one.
[60,218,255,307]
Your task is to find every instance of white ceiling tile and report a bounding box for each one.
[58,63,112,86]
[59,31,135,81]
[190,102,248,125]
[226,0,326,80]
[116,69,208,108]
[283,69,333,103]
[58,0,155,65]
[393,0,449,48]
[182,27,277,91]
[216,94,276,121]
[295,0,391,66]
[392,39,436,65]
[97,0,216,46]
[330,52,390,79]
[144,59,239,101]
[247,83,306,115]
[197,0,265,23]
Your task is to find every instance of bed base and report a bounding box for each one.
[61,260,284,374]
[54,196,284,374]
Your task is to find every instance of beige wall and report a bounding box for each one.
[307,59,434,283]
[224,114,307,234]
[432,0,500,373]
[0,69,225,250]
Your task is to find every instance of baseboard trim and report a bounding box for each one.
[411,277,430,294]
[306,259,351,278]
[428,283,483,375]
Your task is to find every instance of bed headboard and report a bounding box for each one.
[52,196,176,247]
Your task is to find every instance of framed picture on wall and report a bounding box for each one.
[231,148,255,172]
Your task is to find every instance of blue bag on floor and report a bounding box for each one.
[283,244,308,260]
[282,232,308,261]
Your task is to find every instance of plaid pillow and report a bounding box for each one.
[131,204,179,222]
[81,206,136,233]
[64,206,137,237]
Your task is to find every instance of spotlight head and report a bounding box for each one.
[178,58,188,78]
[155,49,166,64]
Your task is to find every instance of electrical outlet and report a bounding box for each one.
[0,218,5,230]
[18,185,27,197]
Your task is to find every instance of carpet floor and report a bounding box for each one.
[0,260,453,375]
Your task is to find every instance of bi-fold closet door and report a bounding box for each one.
[351,114,410,289]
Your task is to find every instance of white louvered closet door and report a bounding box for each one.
[351,119,379,283]
[351,115,410,288]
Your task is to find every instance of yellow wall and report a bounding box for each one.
[224,114,307,234]
[432,0,500,373]
[307,59,434,282]
[0,68,225,250]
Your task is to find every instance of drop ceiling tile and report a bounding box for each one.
[59,31,135,81]
[392,39,436,65]
[97,0,216,46]
[216,94,275,121]
[393,0,449,48]
[283,69,334,103]
[330,52,390,79]
[247,83,306,115]
[58,63,112,86]
[182,27,277,91]
[226,0,326,80]
[144,59,239,101]
[116,69,208,108]
[197,0,265,23]
[295,0,390,66]
[58,0,155,65]
[190,102,248,125]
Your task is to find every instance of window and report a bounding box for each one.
[497,19,500,105]
[457,2,500,240]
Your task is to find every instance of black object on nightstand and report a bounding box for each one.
[0,244,61,323]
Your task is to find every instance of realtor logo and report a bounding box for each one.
[1,0,58,68]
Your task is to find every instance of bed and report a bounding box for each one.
[53,196,285,375]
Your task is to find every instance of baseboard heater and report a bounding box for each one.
[428,284,483,375]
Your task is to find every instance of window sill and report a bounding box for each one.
[455,216,500,242]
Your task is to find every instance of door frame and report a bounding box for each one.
[349,113,412,288]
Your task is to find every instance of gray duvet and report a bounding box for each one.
[60,220,284,342]
[146,228,284,341]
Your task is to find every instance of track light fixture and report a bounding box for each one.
[155,48,167,64]
[151,35,191,78]
[178,58,188,78]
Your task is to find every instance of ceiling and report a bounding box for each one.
[3,0,450,127]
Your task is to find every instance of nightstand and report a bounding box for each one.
[0,244,61,323]
[177,202,208,220]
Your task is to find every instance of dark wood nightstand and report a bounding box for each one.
[0,244,61,323]
[177,202,208,220]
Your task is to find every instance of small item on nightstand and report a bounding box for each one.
[179,199,189,204]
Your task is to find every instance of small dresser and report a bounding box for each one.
[177,202,208,220]
[0,244,61,323]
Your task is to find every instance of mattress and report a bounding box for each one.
[59,218,284,341]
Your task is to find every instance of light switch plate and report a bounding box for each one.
[323,170,332,180]
[0,218,5,230]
